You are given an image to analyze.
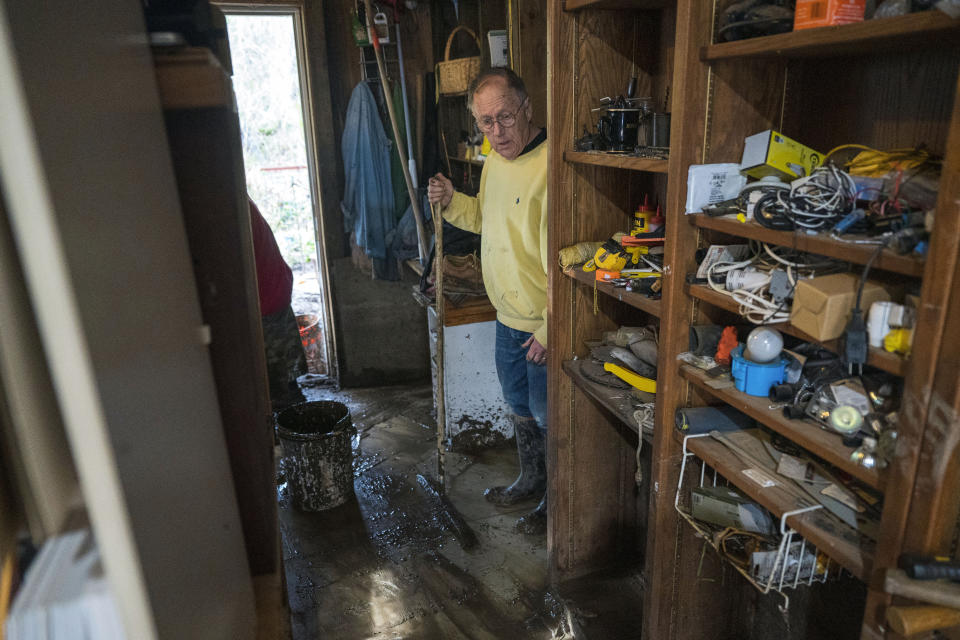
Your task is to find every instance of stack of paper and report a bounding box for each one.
[5,529,125,640]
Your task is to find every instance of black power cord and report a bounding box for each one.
[842,239,890,374]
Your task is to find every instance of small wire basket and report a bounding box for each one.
[675,433,837,612]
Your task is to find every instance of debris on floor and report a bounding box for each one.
[279,383,559,639]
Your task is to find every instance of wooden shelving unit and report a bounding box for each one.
[550,0,960,637]
[686,283,908,376]
[564,150,669,173]
[679,364,883,489]
[701,12,960,61]
[564,266,662,317]
[547,3,675,633]
[691,214,926,277]
[682,430,874,581]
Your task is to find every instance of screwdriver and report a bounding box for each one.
[899,554,960,582]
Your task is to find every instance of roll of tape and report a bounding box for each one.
[830,405,864,434]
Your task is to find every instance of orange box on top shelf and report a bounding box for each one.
[794,0,866,30]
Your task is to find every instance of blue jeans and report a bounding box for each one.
[495,321,547,432]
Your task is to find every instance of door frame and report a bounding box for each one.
[218,2,339,382]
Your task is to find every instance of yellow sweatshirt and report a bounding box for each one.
[442,137,548,346]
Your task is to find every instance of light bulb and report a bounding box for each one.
[744,327,783,363]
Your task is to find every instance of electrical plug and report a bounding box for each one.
[842,308,868,374]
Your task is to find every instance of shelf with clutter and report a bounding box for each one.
[674,426,876,595]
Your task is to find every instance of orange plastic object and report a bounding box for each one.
[715,326,739,365]
[794,0,865,30]
[595,269,621,281]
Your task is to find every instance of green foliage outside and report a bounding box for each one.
[226,14,316,274]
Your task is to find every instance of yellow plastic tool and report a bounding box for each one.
[604,362,657,393]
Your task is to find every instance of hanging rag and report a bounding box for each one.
[341,82,396,276]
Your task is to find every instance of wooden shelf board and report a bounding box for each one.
[154,47,233,110]
[691,214,926,277]
[683,431,873,580]
[565,0,672,9]
[564,150,669,173]
[563,359,652,440]
[563,266,662,317]
[442,295,497,327]
[448,156,485,167]
[679,364,884,490]
[701,12,960,61]
[685,284,909,377]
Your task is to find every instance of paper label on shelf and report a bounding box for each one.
[742,468,777,488]
[776,454,815,483]
[821,483,864,512]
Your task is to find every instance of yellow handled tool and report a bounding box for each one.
[604,362,657,393]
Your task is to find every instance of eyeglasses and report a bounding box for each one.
[474,99,527,133]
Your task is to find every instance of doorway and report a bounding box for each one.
[223,6,336,381]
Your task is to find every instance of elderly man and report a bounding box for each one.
[427,68,548,535]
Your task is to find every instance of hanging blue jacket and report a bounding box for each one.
[340,82,395,262]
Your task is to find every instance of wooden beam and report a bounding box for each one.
[642,0,715,636]
[861,74,960,640]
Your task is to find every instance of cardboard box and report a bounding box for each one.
[691,485,774,534]
[741,130,823,180]
[790,273,891,342]
[794,0,866,30]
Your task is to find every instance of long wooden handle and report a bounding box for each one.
[887,606,960,636]
[431,201,446,494]
[887,569,960,610]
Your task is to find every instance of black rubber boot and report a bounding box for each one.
[516,492,547,536]
[483,415,546,506]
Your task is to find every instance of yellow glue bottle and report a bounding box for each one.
[633,195,653,235]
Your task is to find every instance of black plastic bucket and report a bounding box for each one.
[276,401,354,511]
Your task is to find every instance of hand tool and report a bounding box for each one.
[603,362,656,393]
[886,605,960,636]
[900,554,960,581]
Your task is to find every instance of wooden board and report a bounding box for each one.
[794,49,959,158]
[702,12,960,61]
[443,295,498,326]
[548,0,647,585]
[515,0,548,127]
[153,48,233,109]
[680,365,884,489]
[562,359,653,439]
[685,284,908,376]
[564,266,662,317]
[692,214,927,278]
[164,108,278,577]
[565,150,669,173]
[566,0,672,10]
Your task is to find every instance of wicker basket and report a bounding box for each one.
[437,26,482,96]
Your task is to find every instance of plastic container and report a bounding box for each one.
[730,345,787,397]
[276,401,355,511]
[296,313,325,375]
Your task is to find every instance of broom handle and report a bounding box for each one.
[431,201,446,493]
[362,1,429,263]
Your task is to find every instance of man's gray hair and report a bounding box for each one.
[466,67,528,112]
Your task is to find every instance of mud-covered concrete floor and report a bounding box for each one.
[279,382,562,639]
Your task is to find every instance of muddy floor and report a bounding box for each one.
[279,382,565,639]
